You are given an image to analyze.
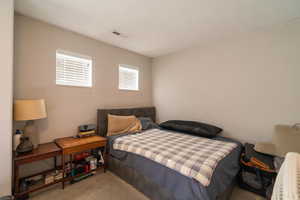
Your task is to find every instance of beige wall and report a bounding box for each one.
[0,0,14,196]
[14,14,152,144]
[153,21,300,143]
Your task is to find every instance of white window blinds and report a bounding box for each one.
[56,50,92,87]
[119,65,139,91]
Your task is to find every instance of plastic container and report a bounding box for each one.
[13,129,22,151]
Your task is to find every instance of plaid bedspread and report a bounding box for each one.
[113,129,238,186]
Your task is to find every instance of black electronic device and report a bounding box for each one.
[78,124,96,137]
[79,124,96,132]
[16,136,34,154]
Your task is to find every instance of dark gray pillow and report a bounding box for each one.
[138,117,160,130]
[159,120,222,138]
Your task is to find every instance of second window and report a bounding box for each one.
[119,64,139,91]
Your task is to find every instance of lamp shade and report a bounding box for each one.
[14,99,47,121]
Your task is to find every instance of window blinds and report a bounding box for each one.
[119,65,139,91]
[56,51,92,87]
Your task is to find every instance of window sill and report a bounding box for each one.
[56,84,93,88]
[118,88,140,92]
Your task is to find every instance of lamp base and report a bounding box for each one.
[24,120,40,148]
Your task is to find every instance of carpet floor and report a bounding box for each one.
[30,171,265,200]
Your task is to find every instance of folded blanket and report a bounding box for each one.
[107,114,142,136]
[272,152,300,200]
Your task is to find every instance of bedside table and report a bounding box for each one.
[13,142,62,198]
[55,136,107,189]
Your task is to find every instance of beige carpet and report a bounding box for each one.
[31,171,265,200]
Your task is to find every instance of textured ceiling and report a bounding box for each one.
[15,0,300,57]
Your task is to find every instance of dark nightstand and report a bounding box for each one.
[13,142,62,198]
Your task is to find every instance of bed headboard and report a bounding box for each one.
[97,107,156,137]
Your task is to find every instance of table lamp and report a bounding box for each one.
[14,99,47,153]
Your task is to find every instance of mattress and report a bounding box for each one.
[108,129,242,200]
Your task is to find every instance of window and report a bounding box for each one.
[56,50,92,87]
[119,64,139,91]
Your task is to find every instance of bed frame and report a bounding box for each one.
[97,107,234,200]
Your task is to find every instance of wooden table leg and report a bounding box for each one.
[14,162,19,194]
[62,154,65,189]
[103,146,107,173]
[54,156,57,169]
[70,154,73,178]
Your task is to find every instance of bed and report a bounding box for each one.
[97,107,242,200]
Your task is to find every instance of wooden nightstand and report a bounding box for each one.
[55,136,107,189]
[13,142,62,198]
